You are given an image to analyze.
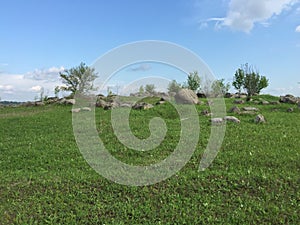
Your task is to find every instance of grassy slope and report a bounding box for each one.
[0,98,299,224]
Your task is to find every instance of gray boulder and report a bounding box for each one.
[255,114,266,123]
[224,116,240,123]
[233,99,245,104]
[242,107,259,112]
[229,106,240,114]
[174,89,199,104]
[82,107,92,112]
[132,102,154,110]
[210,118,224,125]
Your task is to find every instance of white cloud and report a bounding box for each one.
[0,66,65,101]
[30,85,43,92]
[296,25,300,32]
[206,0,300,32]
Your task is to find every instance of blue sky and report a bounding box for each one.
[0,0,300,101]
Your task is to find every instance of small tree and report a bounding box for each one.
[187,71,201,92]
[232,68,245,95]
[211,79,231,96]
[56,62,98,97]
[233,63,269,97]
[244,72,268,96]
[168,80,181,93]
[145,84,156,94]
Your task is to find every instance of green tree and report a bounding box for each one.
[145,84,156,94]
[211,79,231,96]
[232,68,245,95]
[56,62,98,97]
[233,63,269,97]
[244,72,269,96]
[168,80,181,93]
[187,71,201,92]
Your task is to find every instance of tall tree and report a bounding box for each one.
[56,62,98,97]
[232,68,245,95]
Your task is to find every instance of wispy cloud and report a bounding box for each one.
[24,66,65,82]
[128,64,151,72]
[203,0,300,33]
[296,25,300,32]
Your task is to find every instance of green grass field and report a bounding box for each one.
[0,96,299,224]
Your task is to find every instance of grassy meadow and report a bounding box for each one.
[0,95,299,224]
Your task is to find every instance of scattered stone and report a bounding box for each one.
[82,107,92,112]
[224,93,234,98]
[229,106,240,114]
[201,110,212,116]
[96,99,107,108]
[239,94,248,99]
[279,95,300,104]
[287,108,294,112]
[255,114,266,123]
[174,89,199,104]
[224,116,240,123]
[261,100,270,105]
[210,118,224,125]
[71,108,81,113]
[132,102,154,110]
[233,99,245,104]
[60,98,76,105]
[270,101,280,105]
[35,101,45,106]
[242,107,259,112]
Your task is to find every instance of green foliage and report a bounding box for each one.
[233,63,269,96]
[232,68,245,94]
[211,79,231,96]
[145,84,156,94]
[187,71,201,92]
[167,80,181,93]
[56,62,98,97]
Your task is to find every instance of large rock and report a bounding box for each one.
[174,89,199,104]
[279,95,300,104]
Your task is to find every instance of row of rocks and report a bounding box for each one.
[279,95,300,104]
[210,114,266,125]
